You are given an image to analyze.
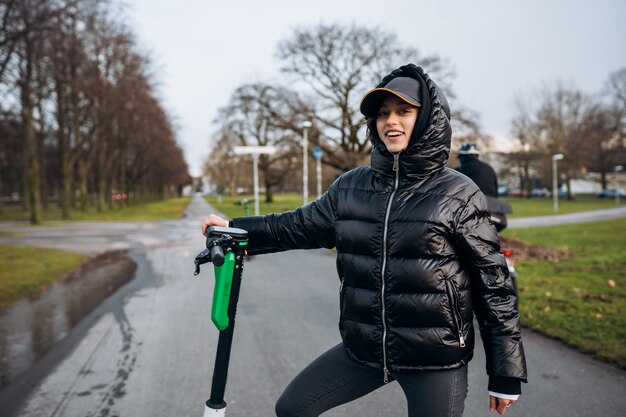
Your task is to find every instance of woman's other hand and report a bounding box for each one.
[201,214,228,235]
[489,395,515,415]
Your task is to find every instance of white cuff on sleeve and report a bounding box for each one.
[489,391,520,401]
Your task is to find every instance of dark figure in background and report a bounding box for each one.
[456,143,498,197]
[456,143,510,231]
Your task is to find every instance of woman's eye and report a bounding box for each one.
[377,111,389,118]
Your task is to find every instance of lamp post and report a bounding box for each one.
[233,145,277,216]
[552,153,564,213]
[301,121,312,205]
[313,146,324,198]
[522,143,530,194]
[615,165,623,205]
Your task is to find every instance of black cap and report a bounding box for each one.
[360,77,422,117]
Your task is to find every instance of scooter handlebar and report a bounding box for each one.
[210,244,225,267]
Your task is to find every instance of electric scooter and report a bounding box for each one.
[194,225,249,416]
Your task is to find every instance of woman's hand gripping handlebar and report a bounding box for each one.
[194,215,230,274]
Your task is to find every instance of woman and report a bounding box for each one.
[202,63,527,417]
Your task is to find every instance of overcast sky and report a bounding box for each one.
[126,0,626,176]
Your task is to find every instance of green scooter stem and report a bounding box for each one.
[211,251,236,331]
[208,247,245,410]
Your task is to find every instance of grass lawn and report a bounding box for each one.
[503,218,626,368]
[0,245,87,310]
[0,197,190,309]
[207,193,310,219]
[208,192,622,219]
[0,197,192,223]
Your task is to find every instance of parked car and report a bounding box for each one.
[596,188,626,198]
[557,188,573,198]
[509,188,528,198]
[497,184,509,196]
[530,187,551,197]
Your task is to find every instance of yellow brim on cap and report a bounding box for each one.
[359,88,421,117]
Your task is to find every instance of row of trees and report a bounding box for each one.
[204,23,488,201]
[204,23,625,201]
[0,0,190,223]
[507,69,626,195]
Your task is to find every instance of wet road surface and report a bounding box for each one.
[1,196,625,416]
[0,251,136,390]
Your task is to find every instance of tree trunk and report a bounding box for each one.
[21,170,29,211]
[78,160,88,212]
[21,72,41,224]
[56,79,71,219]
[36,101,48,210]
[228,177,237,196]
[264,175,273,203]
[523,163,532,196]
[106,177,113,209]
[0,166,4,213]
[96,139,106,212]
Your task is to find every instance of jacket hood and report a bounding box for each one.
[369,64,452,179]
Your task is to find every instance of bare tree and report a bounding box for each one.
[576,102,624,188]
[0,111,21,212]
[508,92,545,194]
[538,85,594,196]
[588,68,626,188]
[508,80,625,195]
[276,23,456,172]
[606,68,626,108]
[0,0,85,223]
[204,130,247,196]
[216,83,304,202]
[1,0,190,222]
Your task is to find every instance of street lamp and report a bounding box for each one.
[615,165,624,205]
[301,121,312,205]
[313,146,324,198]
[552,153,564,213]
[522,143,530,194]
[234,145,277,216]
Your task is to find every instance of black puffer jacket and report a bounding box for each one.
[232,65,527,386]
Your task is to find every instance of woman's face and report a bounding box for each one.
[375,95,419,154]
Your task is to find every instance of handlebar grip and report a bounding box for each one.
[210,245,225,267]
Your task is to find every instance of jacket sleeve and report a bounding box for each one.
[454,191,528,383]
[230,178,339,256]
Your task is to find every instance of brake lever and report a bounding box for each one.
[193,248,211,276]
[194,230,237,276]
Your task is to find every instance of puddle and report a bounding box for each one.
[0,251,136,389]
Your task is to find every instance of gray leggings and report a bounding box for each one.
[275,343,468,417]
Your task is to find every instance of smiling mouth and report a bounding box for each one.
[386,131,403,139]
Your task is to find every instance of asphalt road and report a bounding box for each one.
[508,205,626,228]
[1,197,625,416]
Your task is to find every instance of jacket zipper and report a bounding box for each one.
[446,281,466,347]
[381,153,400,383]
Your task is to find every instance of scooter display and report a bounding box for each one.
[194,226,249,417]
